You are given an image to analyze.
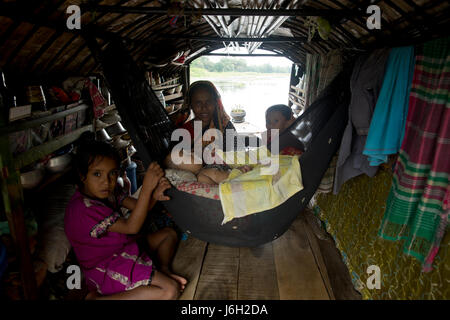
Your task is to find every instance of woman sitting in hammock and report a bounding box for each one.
[164,81,242,184]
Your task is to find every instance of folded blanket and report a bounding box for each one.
[216,147,303,224]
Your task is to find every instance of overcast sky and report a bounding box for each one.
[206,47,293,67]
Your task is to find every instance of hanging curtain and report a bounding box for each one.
[379,37,450,272]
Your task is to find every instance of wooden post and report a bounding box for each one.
[0,142,38,300]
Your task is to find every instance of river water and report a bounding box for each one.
[191,74,291,133]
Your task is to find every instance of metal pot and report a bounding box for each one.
[46,153,72,173]
[105,121,127,137]
[231,110,246,123]
[96,128,112,142]
[100,111,121,125]
[165,87,176,95]
[112,136,130,149]
[20,167,45,189]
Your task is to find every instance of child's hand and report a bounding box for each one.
[237,165,252,173]
[153,177,171,201]
[142,162,164,192]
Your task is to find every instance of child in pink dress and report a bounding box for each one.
[65,137,186,299]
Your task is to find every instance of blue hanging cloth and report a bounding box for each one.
[363,46,415,166]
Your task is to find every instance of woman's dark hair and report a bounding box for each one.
[73,131,121,186]
[265,104,293,120]
[186,81,220,108]
[186,81,222,130]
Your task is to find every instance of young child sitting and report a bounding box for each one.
[264,104,304,156]
[65,136,187,300]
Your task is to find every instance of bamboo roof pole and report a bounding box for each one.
[248,0,280,53]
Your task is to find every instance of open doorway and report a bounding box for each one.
[190,48,292,135]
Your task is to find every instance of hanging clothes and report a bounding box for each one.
[333,48,391,194]
[378,37,450,272]
[363,46,415,165]
[85,79,107,119]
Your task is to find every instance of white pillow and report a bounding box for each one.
[36,184,75,273]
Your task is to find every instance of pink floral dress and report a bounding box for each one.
[64,189,154,295]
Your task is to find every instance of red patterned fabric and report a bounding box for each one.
[176,181,220,200]
[85,79,107,119]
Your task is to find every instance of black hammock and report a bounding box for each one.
[97,41,350,247]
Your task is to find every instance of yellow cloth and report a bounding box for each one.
[216,147,303,224]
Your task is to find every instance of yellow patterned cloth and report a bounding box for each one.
[216,147,303,224]
[315,169,449,299]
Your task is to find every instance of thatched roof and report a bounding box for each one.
[0,0,448,80]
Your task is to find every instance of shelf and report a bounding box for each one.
[168,105,185,116]
[152,83,180,91]
[289,96,305,108]
[291,85,305,93]
[289,91,305,101]
[155,77,180,87]
[34,165,73,193]
[14,124,93,169]
[164,92,183,102]
[0,101,89,135]
[104,104,116,113]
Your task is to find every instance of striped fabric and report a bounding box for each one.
[379,37,450,272]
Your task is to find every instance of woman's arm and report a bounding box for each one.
[108,162,164,234]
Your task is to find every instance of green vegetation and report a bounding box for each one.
[191,56,290,75]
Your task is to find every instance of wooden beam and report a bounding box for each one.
[0,140,38,300]
[205,53,284,57]
[161,35,307,42]
[82,5,359,17]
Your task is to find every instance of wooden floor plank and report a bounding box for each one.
[194,244,240,300]
[301,216,336,300]
[273,216,330,300]
[237,242,280,300]
[171,236,207,300]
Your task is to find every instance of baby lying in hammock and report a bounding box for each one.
[165,104,304,185]
[164,148,252,184]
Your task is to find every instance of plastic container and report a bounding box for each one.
[125,160,138,194]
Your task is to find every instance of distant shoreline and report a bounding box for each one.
[191,69,289,80]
